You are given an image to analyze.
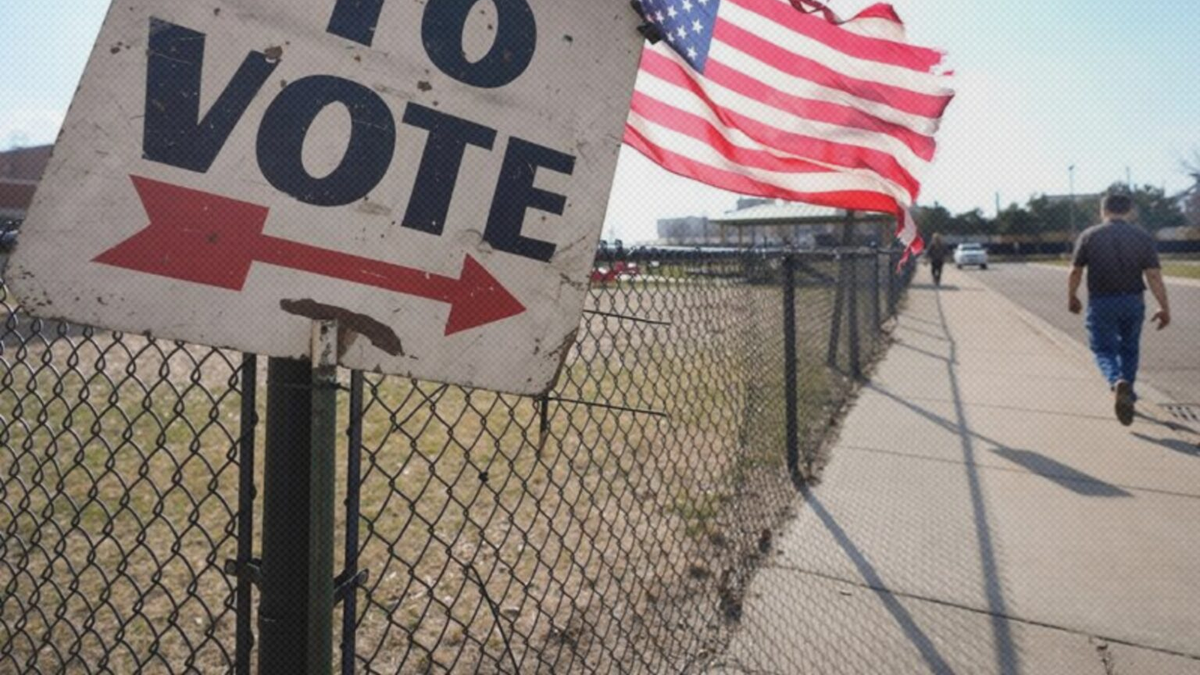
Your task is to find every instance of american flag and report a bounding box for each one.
[624,0,954,256]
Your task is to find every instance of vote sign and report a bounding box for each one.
[9,0,643,395]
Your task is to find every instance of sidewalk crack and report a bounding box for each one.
[1091,637,1116,675]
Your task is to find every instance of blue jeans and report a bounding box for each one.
[1086,294,1145,392]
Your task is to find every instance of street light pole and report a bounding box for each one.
[1068,164,1077,253]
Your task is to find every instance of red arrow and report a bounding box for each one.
[94,176,526,336]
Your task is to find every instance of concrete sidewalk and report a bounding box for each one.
[712,268,1200,674]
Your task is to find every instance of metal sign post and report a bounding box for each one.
[258,322,339,675]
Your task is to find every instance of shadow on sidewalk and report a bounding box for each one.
[1131,432,1200,457]
[988,448,1133,497]
[798,288,1025,674]
[933,289,1021,675]
[784,286,1148,673]
[801,486,956,675]
[895,323,951,343]
[864,382,1144,498]
[892,340,957,365]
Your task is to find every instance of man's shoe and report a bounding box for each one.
[1114,380,1135,426]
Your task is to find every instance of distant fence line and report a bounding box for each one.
[1,248,913,674]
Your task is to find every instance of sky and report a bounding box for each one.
[2,0,1198,242]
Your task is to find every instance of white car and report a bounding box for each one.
[954,243,989,270]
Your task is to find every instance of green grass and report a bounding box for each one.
[1156,263,1200,279]
[1042,258,1200,279]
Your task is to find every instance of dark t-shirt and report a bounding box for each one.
[1071,220,1160,297]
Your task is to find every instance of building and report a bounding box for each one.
[1041,193,1102,206]
[0,145,52,220]
[655,198,775,246]
[655,215,714,246]
[709,199,891,248]
[657,197,891,248]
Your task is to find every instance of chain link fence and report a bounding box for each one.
[1,247,913,673]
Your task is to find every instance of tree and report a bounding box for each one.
[1113,182,1186,232]
[953,209,993,237]
[914,203,954,237]
[1027,194,1071,241]
[996,203,1037,240]
[1183,151,1200,227]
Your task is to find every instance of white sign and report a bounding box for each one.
[9,0,643,395]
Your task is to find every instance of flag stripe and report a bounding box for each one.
[710,42,943,135]
[723,1,951,96]
[645,47,933,168]
[715,19,953,118]
[729,0,945,73]
[632,91,846,176]
[625,122,903,214]
[703,60,937,160]
[628,111,907,203]
[639,49,921,198]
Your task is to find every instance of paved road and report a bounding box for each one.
[957,263,1200,405]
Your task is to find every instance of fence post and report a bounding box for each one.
[847,254,861,379]
[258,321,338,675]
[782,254,799,480]
[872,251,882,332]
[826,253,845,369]
[235,354,259,675]
[888,251,898,318]
[340,371,366,674]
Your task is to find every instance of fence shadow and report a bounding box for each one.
[931,289,1018,675]
[801,486,955,675]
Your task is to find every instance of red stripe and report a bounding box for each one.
[715,19,953,119]
[703,59,937,160]
[640,50,921,199]
[630,91,834,175]
[624,124,902,215]
[724,0,944,73]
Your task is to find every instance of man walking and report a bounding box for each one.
[1068,192,1171,426]
[927,233,949,287]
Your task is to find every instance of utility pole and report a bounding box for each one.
[1068,165,1077,253]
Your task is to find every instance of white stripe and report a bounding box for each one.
[708,42,943,137]
[764,0,843,23]
[634,72,833,169]
[627,109,911,205]
[898,207,919,245]
[720,2,952,97]
[765,0,909,42]
[637,52,930,183]
[838,17,907,42]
